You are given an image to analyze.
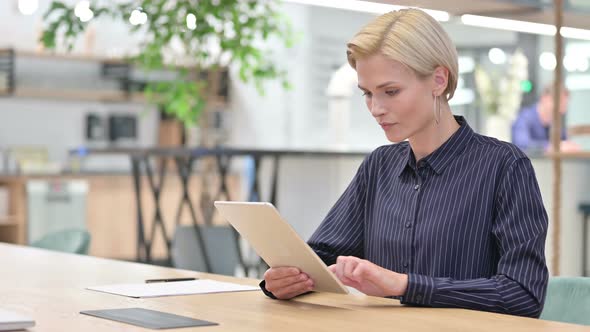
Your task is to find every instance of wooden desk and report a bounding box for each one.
[2,244,589,332]
[0,174,240,259]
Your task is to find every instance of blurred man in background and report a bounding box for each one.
[512,84,581,152]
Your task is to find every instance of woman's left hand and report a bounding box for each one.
[328,256,408,297]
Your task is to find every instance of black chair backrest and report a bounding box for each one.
[171,225,241,276]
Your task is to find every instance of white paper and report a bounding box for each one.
[0,309,35,330]
[87,279,260,298]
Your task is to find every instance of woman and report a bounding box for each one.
[262,8,548,318]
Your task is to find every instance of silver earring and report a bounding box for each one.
[433,95,440,124]
[437,95,442,122]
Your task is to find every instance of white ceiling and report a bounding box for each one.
[371,0,590,29]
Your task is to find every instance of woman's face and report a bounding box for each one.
[356,53,436,143]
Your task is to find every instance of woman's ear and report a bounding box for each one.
[432,66,449,97]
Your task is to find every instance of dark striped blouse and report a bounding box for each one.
[308,116,549,318]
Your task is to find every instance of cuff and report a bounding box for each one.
[308,243,338,266]
[258,279,313,300]
[400,273,435,306]
[259,280,277,299]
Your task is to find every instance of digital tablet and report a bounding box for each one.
[214,201,349,294]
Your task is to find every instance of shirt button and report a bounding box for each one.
[414,184,420,191]
[416,294,423,301]
[403,262,409,268]
[405,221,412,228]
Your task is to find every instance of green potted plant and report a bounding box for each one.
[474,49,528,141]
[40,0,296,145]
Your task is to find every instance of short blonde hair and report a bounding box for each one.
[347,9,458,101]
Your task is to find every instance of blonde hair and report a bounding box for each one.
[347,9,458,101]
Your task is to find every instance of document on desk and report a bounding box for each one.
[87,279,260,298]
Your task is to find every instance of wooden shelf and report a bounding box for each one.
[11,49,126,64]
[0,216,20,226]
[1,48,229,104]
[0,178,26,244]
[12,88,146,103]
[10,49,201,70]
[0,215,20,243]
[8,88,230,105]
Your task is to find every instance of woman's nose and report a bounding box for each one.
[370,100,386,118]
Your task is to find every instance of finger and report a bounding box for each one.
[340,276,362,289]
[265,273,309,293]
[343,258,358,280]
[352,262,379,282]
[336,256,357,280]
[328,264,337,273]
[335,260,345,280]
[338,272,356,285]
[273,279,314,300]
[335,256,349,280]
[264,267,300,280]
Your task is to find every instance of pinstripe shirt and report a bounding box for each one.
[308,116,549,318]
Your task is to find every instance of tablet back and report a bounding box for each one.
[214,201,348,294]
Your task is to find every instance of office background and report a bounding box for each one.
[1,0,590,278]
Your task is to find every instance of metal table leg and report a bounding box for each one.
[174,156,212,273]
[130,155,148,263]
[144,155,172,265]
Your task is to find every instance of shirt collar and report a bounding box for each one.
[394,116,474,177]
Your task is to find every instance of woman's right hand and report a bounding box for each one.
[263,267,314,300]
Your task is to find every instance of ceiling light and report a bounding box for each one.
[561,27,590,41]
[461,15,556,36]
[488,48,506,65]
[75,1,93,22]
[129,9,147,26]
[18,0,38,15]
[79,10,94,22]
[186,13,197,30]
[539,52,557,71]
[282,0,449,22]
[462,14,590,41]
[563,55,578,72]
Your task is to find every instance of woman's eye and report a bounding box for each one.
[385,90,399,96]
[362,91,372,98]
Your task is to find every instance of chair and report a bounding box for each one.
[171,225,242,276]
[579,203,590,276]
[540,277,590,325]
[31,228,91,255]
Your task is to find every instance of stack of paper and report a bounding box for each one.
[87,279,260,298]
